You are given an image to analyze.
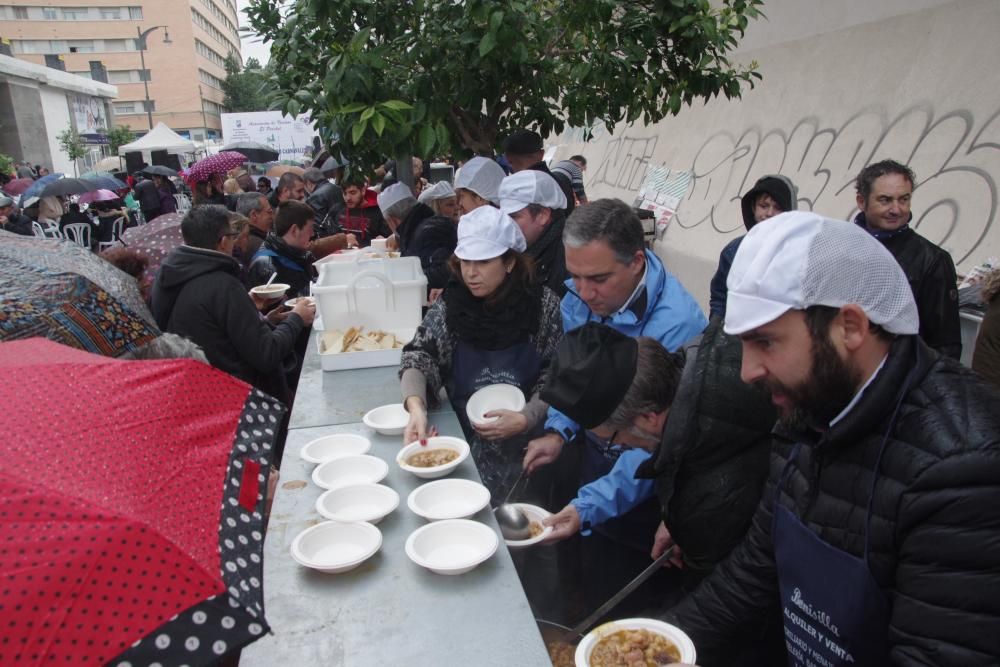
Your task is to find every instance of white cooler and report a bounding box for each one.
[311,255,427,371]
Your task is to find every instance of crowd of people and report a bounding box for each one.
[5,133,1000,666]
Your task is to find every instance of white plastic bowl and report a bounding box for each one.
[396,437,470,479]
[311,454,388,490]
[290,520,382,573]
[284,296,315,308]
[250,282,291,298]
[405,519,498,575]
[363,403,410,436]
[407,478,491,521]
[575,618,697,666]
[300,433,372,464]
[315,483,399,524]
[466,383,526,426]
[501,503,553,548]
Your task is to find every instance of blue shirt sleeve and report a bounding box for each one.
[543,405,579,442]
[570,448,657,533]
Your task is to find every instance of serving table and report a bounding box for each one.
[240,330,552,666]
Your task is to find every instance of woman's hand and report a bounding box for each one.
[541,504,581,544]
[472,409,528,440]
[403,396,437,445]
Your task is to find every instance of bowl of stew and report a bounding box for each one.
[396,436,470,479]
[575,618,696,666]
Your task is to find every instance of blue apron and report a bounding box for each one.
[445,339,542,501]
[773,432,902,665]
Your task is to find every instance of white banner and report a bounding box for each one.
[71,94,108,135]
[221,111,316,160]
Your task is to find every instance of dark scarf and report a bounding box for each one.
[443,275,542,350]
[855,211,912,241]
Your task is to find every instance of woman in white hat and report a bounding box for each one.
[417,180,460,224]
[453,156,506,216]
[399,206,563,498]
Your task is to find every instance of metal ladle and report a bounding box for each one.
[494,469,531,541]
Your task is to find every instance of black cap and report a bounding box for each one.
[540,322,638,429]
[503,129,543,155]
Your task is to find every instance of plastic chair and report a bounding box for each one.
[31,221,47,238]
[133,209,146,226]
[39,218,63,239]
[98,216,126,252]
[63,223,92,249]
[174,194,192,213]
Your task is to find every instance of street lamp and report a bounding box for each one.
[135,25,171,130]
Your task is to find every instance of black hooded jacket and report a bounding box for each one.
[665,336,1000,666]
[396,202,458,290]
[709,175,798,319]
[150,245,304,402]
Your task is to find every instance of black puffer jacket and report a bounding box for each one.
[856,214,961,359]
[636,319,775,578]
[526,209,568,297]
[151,245,304,403]
[306,180,344,235]
[666,335,1000,666]
[396,203,459,289]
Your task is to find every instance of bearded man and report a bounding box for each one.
[662,212,1000,667]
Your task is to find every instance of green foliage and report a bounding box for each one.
[0,153,13,178]
[243,0,764,171]
[222,53,270,113]
[105,125,135,154]
[57,126,87,175]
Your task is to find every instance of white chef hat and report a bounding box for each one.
[454,157,506,205]
[724,211,919,336]
[454,205,527,261]
[498,170,567,215]
[417,180,455,204]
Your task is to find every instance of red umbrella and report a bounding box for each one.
[186,151,247,183]
[0,338,282,665]
[3,177,35,196]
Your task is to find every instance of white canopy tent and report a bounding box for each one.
[117,123,196,155]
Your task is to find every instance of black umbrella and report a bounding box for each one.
[139,165,179,177]
[221,141,279,163]
[37,177,100,199]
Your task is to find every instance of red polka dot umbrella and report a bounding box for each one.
[186,151,248,184]
[0,338,283,665]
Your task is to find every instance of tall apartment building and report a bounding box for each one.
[0,0,242,140]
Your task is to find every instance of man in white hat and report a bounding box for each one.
[378,182,457,288]
[499,170,570,296]
[664,211,1000,666]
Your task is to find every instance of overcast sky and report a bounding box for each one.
[236,0,272,66]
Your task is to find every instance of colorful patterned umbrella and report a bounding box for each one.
[2,177,35,196]
[186,151,248,183]
[120,212,184,276]
[0,230,158,355]
[0,337,281,665]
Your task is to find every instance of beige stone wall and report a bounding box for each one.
[554,0,1000,310]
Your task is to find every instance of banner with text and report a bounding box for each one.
[220,111,316,160]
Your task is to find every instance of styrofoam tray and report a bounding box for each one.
[316,326,415,371]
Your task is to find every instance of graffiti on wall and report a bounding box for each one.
[587,104,1000,265]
